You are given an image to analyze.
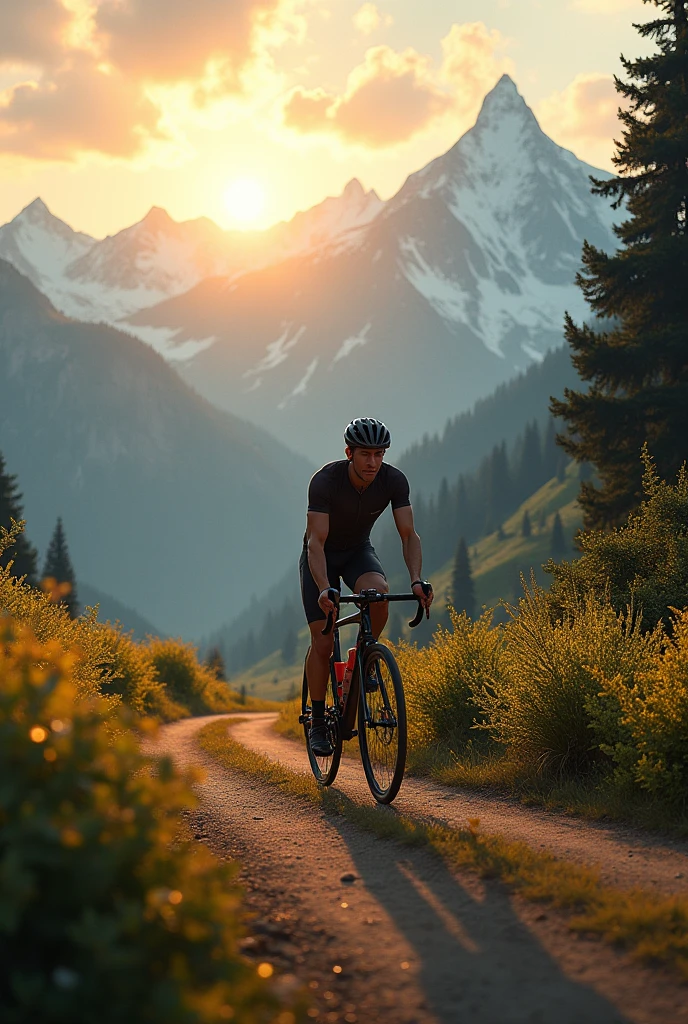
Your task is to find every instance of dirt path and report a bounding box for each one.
[152,715,688,1024]
[232,713,688,896]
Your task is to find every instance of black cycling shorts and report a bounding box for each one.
[299,542,386,624]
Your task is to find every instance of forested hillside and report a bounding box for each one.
[0,260,312,636]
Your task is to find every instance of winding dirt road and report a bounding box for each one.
[152,713,688,1024]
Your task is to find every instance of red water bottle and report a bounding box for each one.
[341,647,356,704]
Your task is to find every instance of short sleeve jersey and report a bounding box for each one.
[306,460,411,551]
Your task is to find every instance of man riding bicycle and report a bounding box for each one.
[300,417,433,756]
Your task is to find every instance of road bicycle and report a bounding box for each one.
[299,590,428,804]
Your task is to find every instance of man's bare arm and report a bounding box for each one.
[306,511,338,614]
[393,505,433,608]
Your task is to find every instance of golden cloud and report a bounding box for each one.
[537,73,622,168]
[353,3,393,36]
[0,56,164,159]
[284,45,453,146]
[282,21,512,149]
[0,0,74,65]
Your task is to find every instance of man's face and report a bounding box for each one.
[347,446,386,481]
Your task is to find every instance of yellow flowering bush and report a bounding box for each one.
[0,616,289,1023]
[597,607,688,800]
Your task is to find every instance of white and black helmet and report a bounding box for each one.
[344,417,391,449]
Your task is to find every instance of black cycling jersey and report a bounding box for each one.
[305,460,411,551]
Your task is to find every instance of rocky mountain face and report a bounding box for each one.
[127,75,618,462]
[0,259,311,636]
[0,181,383,330]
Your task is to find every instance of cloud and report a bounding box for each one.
[0,0,74,65]
[94,0,287,84]
[282,21,511,149]
[0,56,164,159]
[441,22,513,114]
[537,73,622,167]
[283,45,453,147]
[352,3,392,36]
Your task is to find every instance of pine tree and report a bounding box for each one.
[281,627,297,665]
[0,451,38,585]
[450,537,476,619]
[552,1,688,527]
[42,517,78,618]
[515,421,543,504]
[521,509,532,538]
[205,646,227,680]
[550,511,567,558]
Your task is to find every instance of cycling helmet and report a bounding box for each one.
[344,417,391,449]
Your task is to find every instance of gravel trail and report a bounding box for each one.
[151,714,688,1024]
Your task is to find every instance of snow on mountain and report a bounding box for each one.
[126,75,619,461]
[0,181,386,330]
[0,199,95,294]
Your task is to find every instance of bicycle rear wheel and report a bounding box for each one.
[358,643,407,803]
[301,655,342,786]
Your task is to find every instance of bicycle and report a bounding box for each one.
[299,589,428,804]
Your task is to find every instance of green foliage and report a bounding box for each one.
[204,646,227,681]
[43,517,78,618]
[550,511,566,557]
[546,450,688,628]
[552,1,688,527]
[395,610,503,753]
[146,638,238,716]
[474,583,662,773]
[0,618,285,1024]
[596,607,688,801]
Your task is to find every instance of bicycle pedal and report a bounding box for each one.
[350,729,358,738]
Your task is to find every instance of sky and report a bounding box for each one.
[0,0,649,238]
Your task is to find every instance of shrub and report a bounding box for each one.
[146,638,238,716]
[474,582,662,774]
[395,609,504,754]
[596,607,688,801]
[0,616,287,1023]
[546,449,688,629]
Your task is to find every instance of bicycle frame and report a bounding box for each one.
[326,590,425,740]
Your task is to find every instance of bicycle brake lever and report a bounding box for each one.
[408,601,424,628]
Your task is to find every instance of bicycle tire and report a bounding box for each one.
[301,655,342,786]
[358,643,407,803]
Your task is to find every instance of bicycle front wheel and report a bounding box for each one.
[358,643,407,803]
[301,655,342,786]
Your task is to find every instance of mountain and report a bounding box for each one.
[79,582,162,640]
[126,75,617,463]
[0,259,312,636]
[0,182,385,335]
[397,343,581,497]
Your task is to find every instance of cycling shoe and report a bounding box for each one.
[309,722,333,757]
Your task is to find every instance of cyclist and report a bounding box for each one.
[300,417,433,756]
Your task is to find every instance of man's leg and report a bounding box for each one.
[354,571,389,637]
[306,621,334,701]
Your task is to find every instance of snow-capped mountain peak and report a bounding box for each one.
[0,197,95,294]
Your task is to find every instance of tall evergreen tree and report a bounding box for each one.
[0,451,38,585]
[281,626,297,665]
[552,0,688,527]
[42,517,78,618]
[450,536,476,619]
[515,421,543,503]
[521,509,532,538]
[550,512,567,558]
[205,646,227,680]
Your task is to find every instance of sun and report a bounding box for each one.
[223,177,267,225]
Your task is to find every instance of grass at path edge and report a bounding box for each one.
[198,719,688,981]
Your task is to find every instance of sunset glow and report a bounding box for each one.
[223,178,267,225]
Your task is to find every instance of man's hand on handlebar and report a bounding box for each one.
[318,587,339,617]
[411,580,434,614]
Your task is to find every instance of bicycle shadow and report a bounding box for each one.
[326,806,630,1024]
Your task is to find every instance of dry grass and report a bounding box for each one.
[199,720,688,980]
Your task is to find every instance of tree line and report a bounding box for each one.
[0,450,78,617]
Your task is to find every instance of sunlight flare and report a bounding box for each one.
[223,177,267,224]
